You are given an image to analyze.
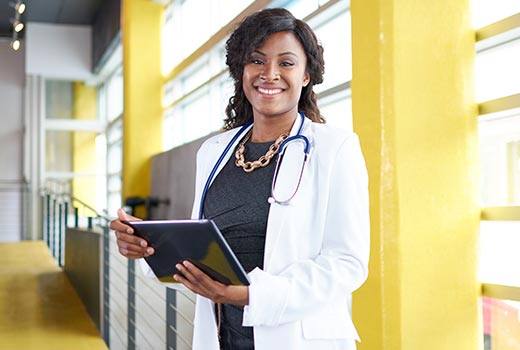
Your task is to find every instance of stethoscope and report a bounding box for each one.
[198,112,311,219]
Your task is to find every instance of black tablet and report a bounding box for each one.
[123,219,250,286]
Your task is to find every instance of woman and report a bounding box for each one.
[110,8,369,350]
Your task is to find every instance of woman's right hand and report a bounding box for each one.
[109,208,155,259]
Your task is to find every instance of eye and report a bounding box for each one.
[280,61,295,67]
[251,58,264,65]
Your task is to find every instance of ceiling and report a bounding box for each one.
[0,0,103,39]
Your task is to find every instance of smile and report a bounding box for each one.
[256,87,284,95]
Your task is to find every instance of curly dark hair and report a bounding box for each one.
[223,8,325,130]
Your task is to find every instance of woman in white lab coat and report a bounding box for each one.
[110,8,370,350]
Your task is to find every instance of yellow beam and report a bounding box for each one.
[482,283,520,301]
[122,0,163,211]
[478,93,520,115]
[351,0,480,349]
[481,206,520,221]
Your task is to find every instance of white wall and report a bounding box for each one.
[26,22,93,81]
[0,40,26,242]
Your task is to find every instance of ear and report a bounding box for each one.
[302,72,310,87]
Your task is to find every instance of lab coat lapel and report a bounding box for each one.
[263,116,313,271]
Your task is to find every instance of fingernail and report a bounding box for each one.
[140,240,147,247]
[127,228,133,234]
[176,264,182,270]
[147,248,154,255]
[183,261,190,267]
[121,249,127,255]
[173,275,179,281]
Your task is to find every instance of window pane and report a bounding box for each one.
[318,90,352,132]
[476,38,520,102]
[162,0,253,72]
[107,175,122,193]
[46,131,73,172]
[107,71,123,121]
[482,297,520,350]
[45,80,74,119]
[479,111,520,206]
[479,221,520,287]
[108,191,122,215]
[278,0,320,19]
[313,4,351,93]
[107,141,122,174]
[472,0,520,28]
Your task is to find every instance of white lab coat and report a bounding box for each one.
[142,116,370,350]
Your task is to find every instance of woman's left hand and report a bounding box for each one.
[174,260,249,306]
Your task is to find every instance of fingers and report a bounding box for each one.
[110,209,150,260]
[184,261,225,288]
[115,231,154,257]
[117,208,141,222]
[174,261,225,301]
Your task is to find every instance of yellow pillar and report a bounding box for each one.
[121,0,163,212]
[72,82,97,213]
[351,0,481,349]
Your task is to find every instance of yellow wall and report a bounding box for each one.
[351,0,481,349]
[72,82,98,215]
[121,0,163,216]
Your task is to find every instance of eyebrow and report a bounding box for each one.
[253,49,298,58]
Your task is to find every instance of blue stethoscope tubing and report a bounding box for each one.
[198,112,310,219]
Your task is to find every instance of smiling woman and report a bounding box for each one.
[111,7,369,350]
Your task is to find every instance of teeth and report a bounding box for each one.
[257,87,283,95]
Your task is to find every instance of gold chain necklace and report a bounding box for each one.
[235,130,289,173]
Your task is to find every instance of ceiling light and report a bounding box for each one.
[15,2,25,14]
[14,21,24,32]
[12,39,20,51]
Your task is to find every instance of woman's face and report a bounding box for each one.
[242,31,310,121]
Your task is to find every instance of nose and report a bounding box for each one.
[260,61,280,82]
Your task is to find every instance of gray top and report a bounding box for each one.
[203,140,277,350]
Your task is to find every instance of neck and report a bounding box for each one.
[251,111,298,142]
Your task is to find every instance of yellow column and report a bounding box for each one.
[351,0,480,349]
[72,82,97,213]
[121,0,163,213]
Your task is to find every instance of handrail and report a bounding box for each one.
[40,187,112,224]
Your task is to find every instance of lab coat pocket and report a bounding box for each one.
[301,313,360,341]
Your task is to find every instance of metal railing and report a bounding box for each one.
[39,182,196,350]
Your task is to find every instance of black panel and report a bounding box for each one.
[92,0,120,71]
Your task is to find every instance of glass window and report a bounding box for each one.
[476,38,520,102]
[45,80,74,119]
[479,111,520,206]
[310,0,351,93]
[162,0,253,74]
[107,71,124,122]
[318,90,352,132]
[479,221,520,287]
[45,131,73,172]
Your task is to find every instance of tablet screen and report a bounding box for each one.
[124,219,250,286]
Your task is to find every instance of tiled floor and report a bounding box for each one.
[0,241,108,350]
